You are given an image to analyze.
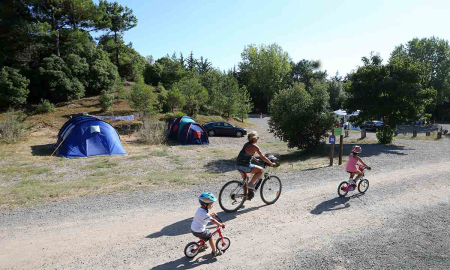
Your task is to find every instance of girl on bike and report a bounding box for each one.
[345,145,370,191]
[190,192,225,258]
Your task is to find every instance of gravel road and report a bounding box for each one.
[1,117,450,270]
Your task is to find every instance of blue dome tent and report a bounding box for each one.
[54,115,127,158]
[179,122,209,145]
[168,116,191,140]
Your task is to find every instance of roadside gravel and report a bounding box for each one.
[1,117,450,269]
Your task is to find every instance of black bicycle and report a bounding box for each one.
[218,155,282,212]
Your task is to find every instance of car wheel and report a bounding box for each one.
[208,130,215,137]
[236,131,242,137]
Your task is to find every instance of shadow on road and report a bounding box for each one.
[310,193,365,215]
[151,253,218,270]
[146,204,266,239]
[204,158,236,174]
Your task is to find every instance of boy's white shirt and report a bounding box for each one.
[191,207,212,232]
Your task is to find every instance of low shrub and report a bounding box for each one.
[99,90,114,111]
[139,116,167,145]
[0,109,27,142]
[163,112,187,123]
[376,126,395,144]
[33,99,55,114]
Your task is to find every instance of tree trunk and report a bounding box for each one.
[51,7,60,57]
[114,32,119,67]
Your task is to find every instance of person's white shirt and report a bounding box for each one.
[191,207,212,232]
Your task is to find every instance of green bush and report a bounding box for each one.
[376,127,395,144]
[163,112,187,123]
[128,79,159,115]
[99,90,115,111]
[33,99,55,114]
[0,66,30,109]
[0,109,27,142]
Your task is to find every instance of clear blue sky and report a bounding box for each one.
[106,0,450,77]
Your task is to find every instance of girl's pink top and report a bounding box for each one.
[345,153,358,172]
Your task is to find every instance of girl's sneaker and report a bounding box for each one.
[211,250,222,258]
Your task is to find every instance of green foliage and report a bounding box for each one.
[376,126,395,144]
[327,75,346,111]
[269,81,335,150]
[155,57,186,89]
[236,86,254,122]
[0,66,30,109]
[211,72,240,117]
[391,37,450,105]
[39,54,86,101]
[239,43,292,113]
[290,59,327,91]
[166,88,185,113]
[163,112,187,123]
[345,53,436,132]
[0,109,27,142]
[33,99,55,114]
[99,90,114,111]
[172,76,208,117]
[128,79,158,115]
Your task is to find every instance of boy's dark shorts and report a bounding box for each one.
[191,229,212,241]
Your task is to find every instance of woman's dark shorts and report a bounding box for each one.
[191,229,212,241]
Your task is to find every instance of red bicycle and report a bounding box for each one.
[337,165,371,197]
[184,216,231,258]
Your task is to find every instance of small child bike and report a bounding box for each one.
[337,165,371,197]
[184,216,230,258]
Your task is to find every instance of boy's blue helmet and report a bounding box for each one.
[199,192,217,204]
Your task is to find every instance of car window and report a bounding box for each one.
[223,123,232,127]
[214,122,223,127]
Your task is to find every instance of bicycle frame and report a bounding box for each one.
[193,225,226,253]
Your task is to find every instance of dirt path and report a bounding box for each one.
[2,160,450,269]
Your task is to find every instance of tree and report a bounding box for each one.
[269,81,335,150]
[196,56,212,74]
[236,86,253,122]
[290,59,327,91]
[212,72,239,117]
[0,67,30,109]
[128,79,158,115]
[172,76,208,117]
[328,73,346,111]
[345,53,436,144]
[239,43,291,113]
[391,37,450,105]
[97,0,137,69]
[166,88,185,113]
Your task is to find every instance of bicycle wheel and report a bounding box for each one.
[260,176,282,205]
[184,242,200,258]
[219,180,246,212]
[358,179,369,193]
[337,181,349,197]
[216,237,231,252]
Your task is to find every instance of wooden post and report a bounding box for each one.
[426,132,430,136]
[345,130,349,137]
[413,130,417,137]
[437,132,442,139]
[361,130,366,139]
[330,129,335,166]
[339,135,343,165]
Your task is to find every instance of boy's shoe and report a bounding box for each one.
[211,250,222,258]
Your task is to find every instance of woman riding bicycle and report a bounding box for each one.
[236,131,275,191]
[345,145,370,191]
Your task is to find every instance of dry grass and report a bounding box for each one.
[395,132,441,141]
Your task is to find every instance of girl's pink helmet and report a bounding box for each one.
[352,145,362,153]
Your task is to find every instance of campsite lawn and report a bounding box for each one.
[0,95,381,209]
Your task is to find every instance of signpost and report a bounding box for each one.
[330,128,344,166]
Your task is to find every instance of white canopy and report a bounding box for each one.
[333,109,347,116]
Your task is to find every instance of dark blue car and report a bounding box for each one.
[202,121,247,137]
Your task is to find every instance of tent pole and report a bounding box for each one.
[51,130,73,157]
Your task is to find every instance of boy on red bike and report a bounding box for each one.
[190,192,225,258]
[345,145,371,191]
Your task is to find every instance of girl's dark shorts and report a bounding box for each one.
[191,229,212,241]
